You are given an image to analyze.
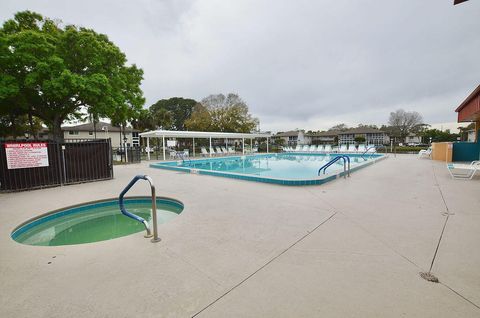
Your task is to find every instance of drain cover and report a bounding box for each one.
[420,272,439,283]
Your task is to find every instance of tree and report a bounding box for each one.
[388,109,424,141]
[329,123,348,131]
[357,124,378,129]
[149,97,197,130]
[131,109,155,132]
[458,123,475,141]
[420,129,459,143]
[185,93,259,133]
[150,107,173,130]
[0,11,145,142]
[354,136,366,143]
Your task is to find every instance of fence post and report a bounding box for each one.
[61,145,67,184]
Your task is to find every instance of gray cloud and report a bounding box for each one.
[1,0,479,131]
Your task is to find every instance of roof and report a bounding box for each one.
[62,122,139,133]
[307,130,340,137]
[455,84,480,112]
[275,130,301,137]
[337,127,385,135]
[139,130,271,139]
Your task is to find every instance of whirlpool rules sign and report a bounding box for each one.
[5,143,49,169]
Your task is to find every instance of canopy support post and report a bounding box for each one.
[209,137,212,157]
[242,138,245,155]
[193,137,195,157]
[147,137,150,160]
[162,135,166,161]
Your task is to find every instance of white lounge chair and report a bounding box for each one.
[215,147,223,155]
[302,145,310,152]
[357,144,367,153]
[309,145,317,152]
[209,147,216,156]
[228,147,235,154]
[447,161,480,180]
[339,145,347,153]
[169,150,177,159]
[324,145,332,153]
[201,147,209,157]
[347,144,357,153]
[221,147,228,154]
[294,145,302,152]
[418,147,432,159]
[366,145,376,153]
[317,145,325,153]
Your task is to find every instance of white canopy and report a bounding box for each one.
[139,130,270,139]
[139,129,271,160]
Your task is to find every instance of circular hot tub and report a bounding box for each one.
[11,197,183,246]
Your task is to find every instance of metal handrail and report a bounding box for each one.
[318,155,350,178]
[361,145,386,160]
[119,175,160,242]
[175,152,192,165]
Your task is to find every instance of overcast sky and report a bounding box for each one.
[2,0,479,132]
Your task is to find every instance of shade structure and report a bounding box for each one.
[139,130,271,160]
[139,130,270,139]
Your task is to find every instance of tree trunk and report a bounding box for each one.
[51,117,64,143]
[28,112,35,140]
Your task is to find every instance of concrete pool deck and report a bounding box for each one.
[1,154,479,317]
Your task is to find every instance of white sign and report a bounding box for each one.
[5,143,49,169]
[167,140,177,147]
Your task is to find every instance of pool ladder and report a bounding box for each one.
[360,145,386,160]
[318,155,350,179]
[175,152,192,165]
[119,175,161,243]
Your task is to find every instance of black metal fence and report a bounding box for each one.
[0,139,113,192]
[112,146,141,163]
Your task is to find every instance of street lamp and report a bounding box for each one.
[101,126,109,139]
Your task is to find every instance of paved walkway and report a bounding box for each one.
[1,154,479,317]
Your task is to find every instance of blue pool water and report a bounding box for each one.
[151,153,384,186]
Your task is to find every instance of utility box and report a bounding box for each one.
[431,142,453,162]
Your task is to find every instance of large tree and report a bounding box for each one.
[149,97,197,130]
[329,123,349,131]
[185,93,259,133]
[0,11,144,141]
[388,109,424,141]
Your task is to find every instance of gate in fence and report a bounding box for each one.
[0,139,113,192]
[112,146,141,163]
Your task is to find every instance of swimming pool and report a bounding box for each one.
[150,153,385,185]
[11,197,183,246]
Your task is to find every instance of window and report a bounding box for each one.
[68,131,79,135]
[88,131,93,136]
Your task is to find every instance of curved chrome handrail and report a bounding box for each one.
[118,175,160,242]
[175,152,192,165]
[361,145,387,160]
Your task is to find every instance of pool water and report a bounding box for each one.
[184,154,371,179]
[12,198,183,246]
[151,153,384,185]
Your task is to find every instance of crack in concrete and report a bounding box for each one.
[430,164,480,311]
[191,212,337,317]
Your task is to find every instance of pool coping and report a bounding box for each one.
[10,196,184,240]
[149,153,387,186]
